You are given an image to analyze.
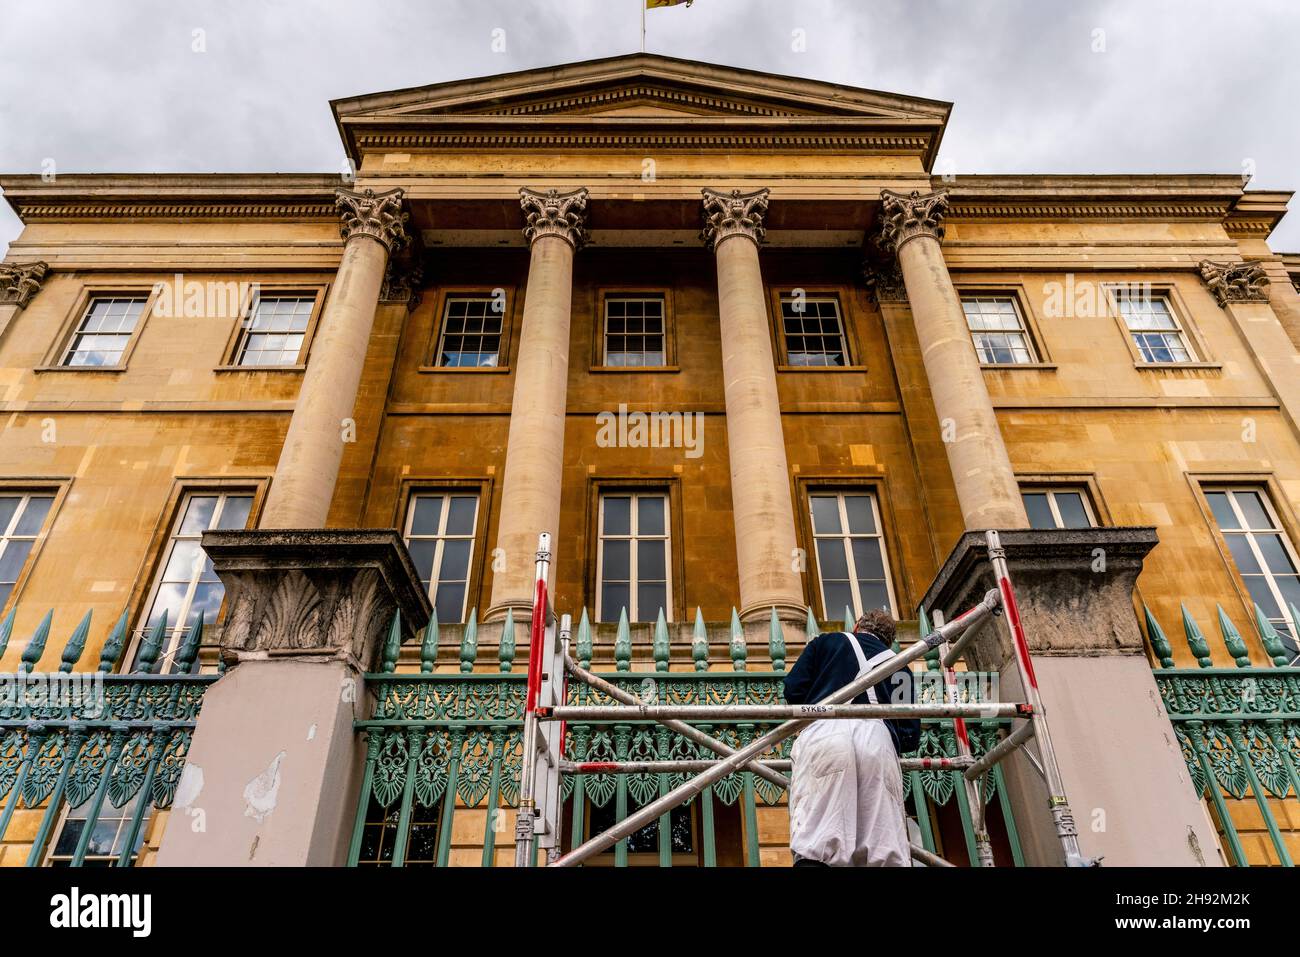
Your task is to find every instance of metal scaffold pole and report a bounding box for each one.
[513,527,1093,869]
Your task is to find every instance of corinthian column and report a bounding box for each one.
[702,187,804,622]
[487,187,588,620]
[261,187,407,529]
[881,188,1027,530]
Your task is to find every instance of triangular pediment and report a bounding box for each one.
[332,53,951,122]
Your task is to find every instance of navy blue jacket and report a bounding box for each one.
[783,631,920,755]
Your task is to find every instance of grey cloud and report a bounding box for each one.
[2,0,1298,251]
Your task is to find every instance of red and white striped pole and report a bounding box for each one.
[514,532,552,868]
[985,529,1092,866]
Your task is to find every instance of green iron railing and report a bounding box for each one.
[1145,600,1300,867]
[0,608,213,866]
[347,605,1025,867]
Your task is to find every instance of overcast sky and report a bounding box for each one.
[2,0,1298,252]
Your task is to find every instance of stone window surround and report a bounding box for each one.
[765,285,867,372]
[34,282,165,373]
[792,472,908,619]
[1188,471,1300,649]
[1101,280,1218,370]
[419,285,518,374]
[1015,472,1113,527]
[120,476,270,673]
[214,282,329,371]
[0,477,69,617]
[583,476,685,624]
[590,285,679,372]
[390,476,494,624]
[952,281,1056,369]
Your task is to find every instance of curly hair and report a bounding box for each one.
[853,607,897,645]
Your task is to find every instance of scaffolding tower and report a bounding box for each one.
[513,530,1094,868]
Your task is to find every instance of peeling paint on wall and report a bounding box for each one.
[244,750,285,823]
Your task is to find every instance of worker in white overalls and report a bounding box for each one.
[784,608,920,867]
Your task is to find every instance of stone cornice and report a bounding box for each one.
[1198,259,1270,307]
[336,186,408,253]
[520,187,590,249]
[1,174,342,224]
[349,125,933,156]
[701,187,769,250]
[0,260,49,309]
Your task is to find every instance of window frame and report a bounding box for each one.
[1103,283,1214,368]
[768,289,863,371]
[595,490,674,624]
[217,284,327,371]
[391,477,493,629]
[0,481,67,617]
[586,479,684,624]
[122,478,268,675]
[38,284,163,372]
[954,284,1053,368]
[401,490,483,624]
[801,487,900,622]
[1018,485,1098,530]
[594,289,676,371]
[423,287,516,373]
[1196,480,1300,653]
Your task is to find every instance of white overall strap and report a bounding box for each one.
[842,632,894,703]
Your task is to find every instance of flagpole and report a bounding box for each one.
[641,1,646,52]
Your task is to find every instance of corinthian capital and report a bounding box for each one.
[336,187,409,254]
[701,187,769,250]
[520,187,590,249]
[1198,259,1270,307]
[0,260,49,309]
[879,188,950,254]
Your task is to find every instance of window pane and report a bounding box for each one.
[162,541,204,582]
[810,496,841,534]
[179,497,218,535]
[147,582,189,627]
[1234,492,1272,530]
[1054,493,1092,529]
[0,498,18,533]
[1243,577,1282,620]
[188,582,226,625]
[1256,535,1297,576]
[1022,493,1055,530]
[857,581,891,615]
[12,496,53,536]
[602,540,630,581]
[843,496,876,535]
[637,495,665,536]
[1205,492,1238,530]
[438,539,472,582]
[850,538,885,580]
[216,496,253,530]
[1225,534,1262,575]
[445,497,477,536]
[815,539,849,580]
[0,539,35,583]
[822,581,853,620]
[407,540,437,586]
[603,497,631,536]
[637,539,666,581]
[1276,576,1300,620]
[410,497,444,536]
[601,583,630,621]
[434,583,467,624]
[638,583,667,622]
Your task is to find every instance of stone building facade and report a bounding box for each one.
[1,55,1299,867]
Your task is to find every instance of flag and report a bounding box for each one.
[647,0,693,8]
